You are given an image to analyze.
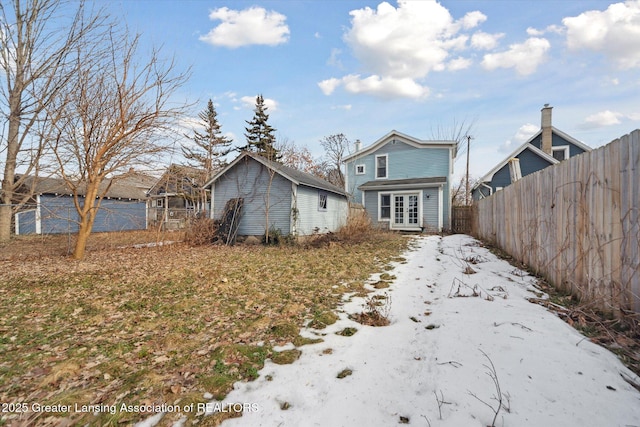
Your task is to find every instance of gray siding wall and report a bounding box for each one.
[346,139,452,227]
[346,140,451,201]
[213,157,292,236]
[15,210,36,234]
[488,148,555,195]
[363,187,442,231]
[17,195,146,235]
[530,133,587,157]
[295,186,348,235]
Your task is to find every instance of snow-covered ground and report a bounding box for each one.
[174,235,640,426]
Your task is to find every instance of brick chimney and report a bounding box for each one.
[541,104,553,155]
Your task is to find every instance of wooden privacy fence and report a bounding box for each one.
[452,206,473,234]
[472,129,640,314]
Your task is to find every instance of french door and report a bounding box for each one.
[392,193,420,229]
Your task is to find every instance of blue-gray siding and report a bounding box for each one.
[363,187,442,231]
[16,195,146,234]
[529,133,587,157]
[474,147,556,199]
[295,186,348,235]
[347,139,452,228]
[212,157,292,236]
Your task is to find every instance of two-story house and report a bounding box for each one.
[472,105,592,200]
[344,130,457,232]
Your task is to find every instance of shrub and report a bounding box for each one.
[336,210,372,242]
[184,217,218,246]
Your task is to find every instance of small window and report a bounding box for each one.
[376,154,388,179]
[552,146,569,161]
[356,164,365,175]
[156,198,164,208]
[380,194,391,220]
[318,191,328,211]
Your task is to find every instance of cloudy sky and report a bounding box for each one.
[112,0,640,178]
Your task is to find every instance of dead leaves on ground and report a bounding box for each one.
[0,231,407,425]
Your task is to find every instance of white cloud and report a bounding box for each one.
[527,25,564,36]
[331,104,352,111]
[240,95,278,112]
[318,78,342,96]
[344,1,482,80]
[319,1,491,99]
[199,6,290,48]
[460,11,487,29]
[582,110,624,128]
[327,48,343,68]
[471,31,504,50]
[501,123,539,153]
[320,74,429,99]
[342,74,430,99]
[447,56,472,71]
[563,0,640,69]
[481,37,550,76]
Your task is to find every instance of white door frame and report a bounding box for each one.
[389,190,422,230]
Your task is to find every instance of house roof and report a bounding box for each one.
[343,130,457,162]
[358,177,447,191]
[205,151,347,196]
[18,175,150,200]
[473,143,557,189]
[147,164,210,196]
[472,126,592,191]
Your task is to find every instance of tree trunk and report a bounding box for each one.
[71,182,100,260]
[0,82,25,242]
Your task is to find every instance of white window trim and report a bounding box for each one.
[388,190,423,230]
[375,154,388,179]
[552,145,570,161]
[378,192,392,222]
[318,190,328,212]
[355,164,366,175]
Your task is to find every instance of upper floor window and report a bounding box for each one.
[318,191,328,211]
[355,164,365,175]
[376,154,388,179]
[552,146,570,161]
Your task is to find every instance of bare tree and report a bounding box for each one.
[276,137,323,176]
[0,0,104,242]
[428,117,476,160]
[319,133,351,188]
[451,174,479,206]
[46,29,189,259]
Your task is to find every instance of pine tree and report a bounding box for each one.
[182,99,233,175]
[242,94,280,161]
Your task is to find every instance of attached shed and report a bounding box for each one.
[14,175,150,235]
[204,152,348,237]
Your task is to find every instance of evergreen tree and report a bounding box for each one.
[242,94,279,160]
[182,99,233,175]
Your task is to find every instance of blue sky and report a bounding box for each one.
[110,0,640,179]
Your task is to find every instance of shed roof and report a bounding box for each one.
[205,151,347,196]
[17,175,150,200]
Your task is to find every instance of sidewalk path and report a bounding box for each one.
[212,235,640,426]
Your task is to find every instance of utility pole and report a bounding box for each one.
[465,135,473,206]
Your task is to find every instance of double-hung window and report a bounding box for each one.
[379,194,391,220]
[318,191,328,211]
[375,154,388,179]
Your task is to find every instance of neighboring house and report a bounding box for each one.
[147,164,210,229]
[204,151,348,237]
[472,105,592,200]
[343,130,457,232]
[14,175,149,235]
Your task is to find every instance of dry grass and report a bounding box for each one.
[0,229,407,426]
